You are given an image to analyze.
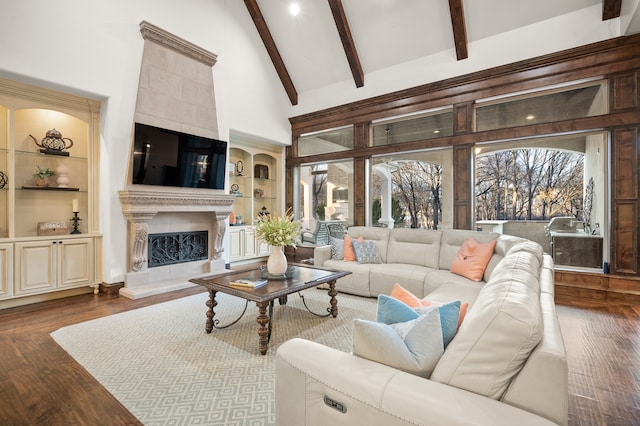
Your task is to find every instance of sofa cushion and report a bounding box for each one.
[353,310,444,378]
[329,236,344,260]
[430,249,543,400]
[322,259,372,297]
[450,238,497,281]
[386,228,442,268]
[352,239,382,264]
[422,278,483,309]
[369,263,434,298]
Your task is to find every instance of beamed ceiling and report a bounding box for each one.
[243,0,629,105]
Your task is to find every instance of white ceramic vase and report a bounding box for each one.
[267,245,288,274]
[56,162,70,188]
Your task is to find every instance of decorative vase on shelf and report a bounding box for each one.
[267,245,288,274]
[34,177,50,187]
[56,162,70,188]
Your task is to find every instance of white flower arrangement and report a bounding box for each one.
[255,209,301,247]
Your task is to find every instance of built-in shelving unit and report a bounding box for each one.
[0,77,102,307]
[228,141,283,262]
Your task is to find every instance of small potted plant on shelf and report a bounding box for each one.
[33,165,55,187]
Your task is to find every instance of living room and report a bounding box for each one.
[1,1,640,424]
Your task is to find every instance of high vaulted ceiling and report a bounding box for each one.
[245,0,634,105]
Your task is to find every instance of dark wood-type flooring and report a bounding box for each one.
[0,288,638,425]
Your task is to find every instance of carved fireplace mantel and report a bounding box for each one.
[119,188,234,272]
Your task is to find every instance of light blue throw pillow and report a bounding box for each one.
[376,295,461,347]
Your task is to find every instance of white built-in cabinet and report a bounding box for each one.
[228,141,282,263]
[0,78,102,306]
[228,226,271,262]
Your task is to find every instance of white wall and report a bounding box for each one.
[291,4,623,115]
[0,0,293,283]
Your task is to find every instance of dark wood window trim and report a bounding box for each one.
[288,33,640,281]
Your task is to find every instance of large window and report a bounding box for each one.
[370,149,453,229]
[475,80,607,131]
[371,108,453,146]
[298,126,353,156]
[294,160,353,245]
[474,132,607,270]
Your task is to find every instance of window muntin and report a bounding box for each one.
[371,109,453,146]
[475,81,607,132]
[370,148,453,229]
[298,126,353,157]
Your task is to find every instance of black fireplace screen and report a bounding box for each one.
[148,231,208,268]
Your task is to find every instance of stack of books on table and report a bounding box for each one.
[229,278,268,289]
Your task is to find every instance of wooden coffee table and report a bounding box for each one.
[189,264,351,355]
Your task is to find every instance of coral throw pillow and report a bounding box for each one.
[343,235,364,262]
[450,238,497,282]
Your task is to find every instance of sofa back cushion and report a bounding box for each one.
[483,234,529,281]
[386,228,442,268]
[439,229,499,272]
[430,249,543,400]
[347,226,391,263]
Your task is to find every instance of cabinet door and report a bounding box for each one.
[229,228,244,261]
[14,240,56,295]
[0,243,13,299]
[243,228,258,258]
[58,238,94,288]
[257,239,270,256]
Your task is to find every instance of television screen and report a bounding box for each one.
[132,123,227,189]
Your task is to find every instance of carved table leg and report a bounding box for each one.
[328,280,338,318]
[205,290,217,334]
[256,301,271,355]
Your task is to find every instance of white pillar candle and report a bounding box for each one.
[72,199,79,212]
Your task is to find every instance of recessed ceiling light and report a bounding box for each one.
[289,3,300,16]
[433,129,440,134]
[526,114,535,120]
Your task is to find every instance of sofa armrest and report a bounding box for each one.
[276,338,558,426]
[313,245,331,267]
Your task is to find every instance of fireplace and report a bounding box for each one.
[118,22,234,299]
[148,231,208,268]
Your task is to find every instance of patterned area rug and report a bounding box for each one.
[51,289,376,425]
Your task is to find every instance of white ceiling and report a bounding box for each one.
[254,0,635,96]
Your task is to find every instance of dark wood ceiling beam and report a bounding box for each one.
[328,0,365,88]
[244,0,298,105]
[448,0,468,60]
[603,0,622,20]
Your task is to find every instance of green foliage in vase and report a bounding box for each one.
[33,165,55,179]
[255,209,301,247]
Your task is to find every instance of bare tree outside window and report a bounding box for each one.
[390,161,443,229]
[475,149,584,221]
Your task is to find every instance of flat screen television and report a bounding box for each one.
[132,122,227,189]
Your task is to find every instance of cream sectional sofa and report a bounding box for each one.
[275,226,568,425]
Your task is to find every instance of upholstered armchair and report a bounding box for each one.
[301,222,321,244]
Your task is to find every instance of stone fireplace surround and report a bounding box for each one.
[118,22,234,299]
[119,189,233,299]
